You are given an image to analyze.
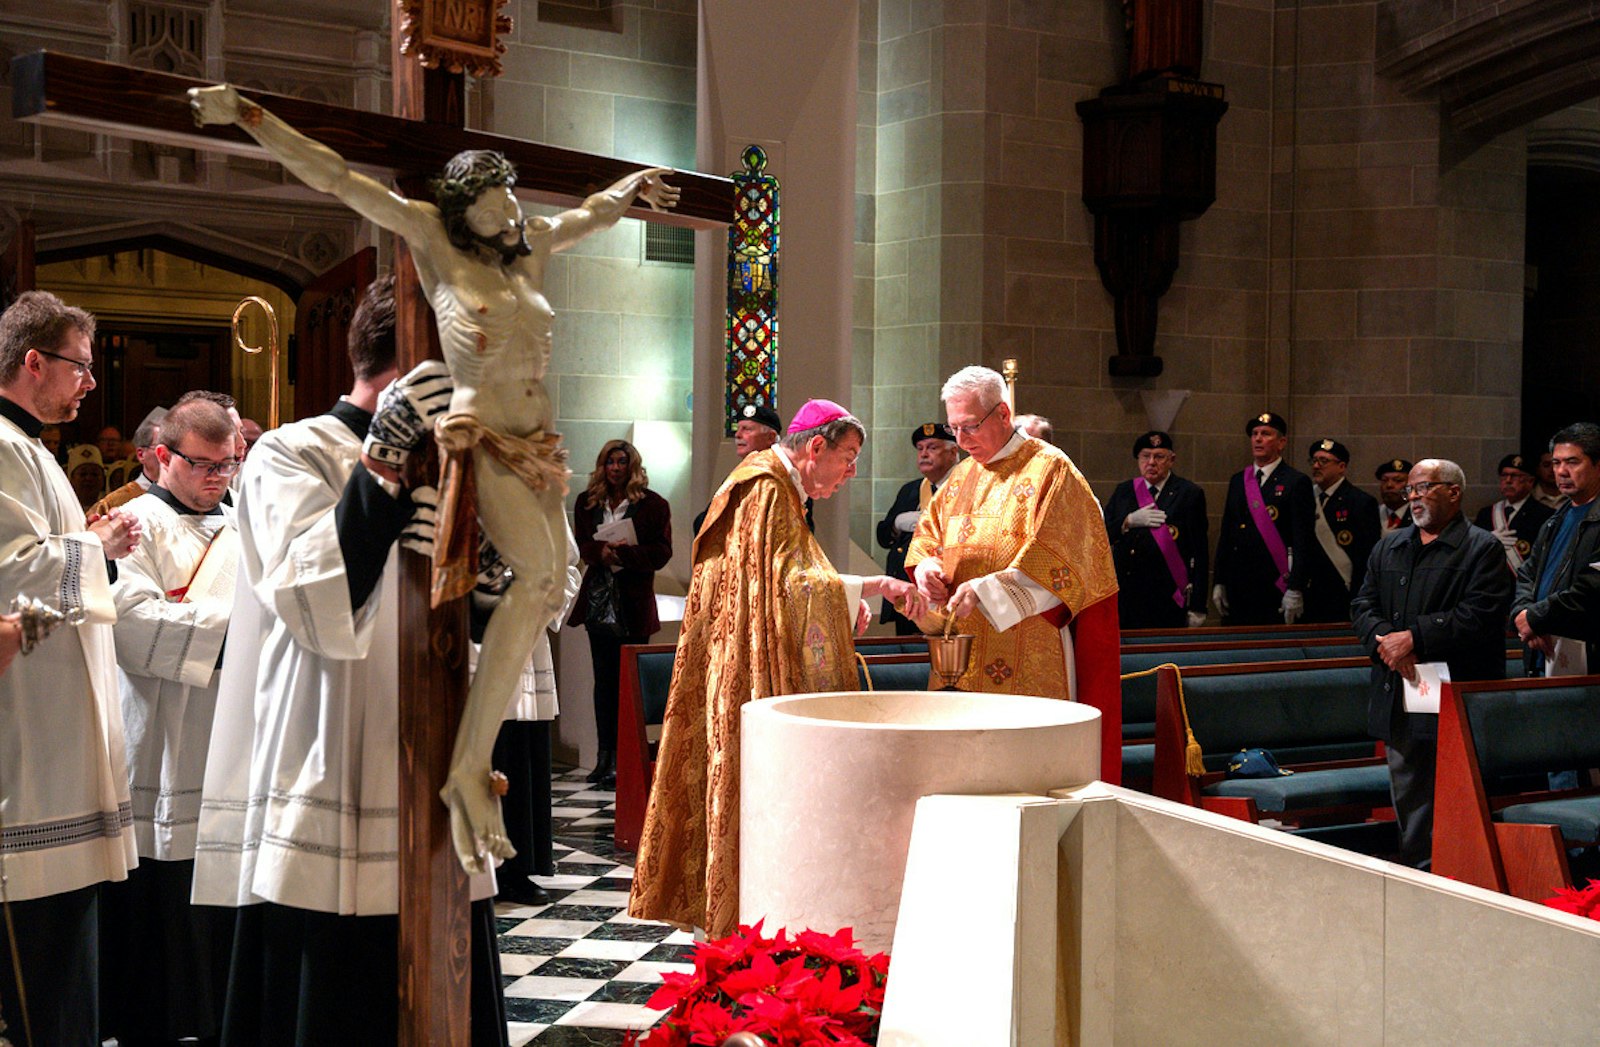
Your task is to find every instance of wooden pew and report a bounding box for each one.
[1121,621,1354,646]
[1119,637,1367,787]
[1433,674,1600,903]
[1148,657,1393,827]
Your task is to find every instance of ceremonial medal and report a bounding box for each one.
[1518,539,1532,556]
[1266,505,1279,520]
[1336,530,1353,546]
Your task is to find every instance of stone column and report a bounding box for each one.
[694,0,860,559]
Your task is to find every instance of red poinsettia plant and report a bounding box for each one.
[626,921,890,1046]
[1543,878,1600,920]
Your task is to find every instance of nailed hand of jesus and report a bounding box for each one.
[634,168,681,212]
[187,84,241,126]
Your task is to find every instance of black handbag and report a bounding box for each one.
[585,567,626,637]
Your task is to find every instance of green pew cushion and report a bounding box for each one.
[637,651,676,724]
[1122,743,1154,782]
[1498,797,1600,844]
[1199,741,1378,773]
[1204,764,1393,813]
[859,660,932,691]
[1120,645,1365,740]
[1463,686,1600,779]
[1122,626,1353,646]
[1182,665,1371,753]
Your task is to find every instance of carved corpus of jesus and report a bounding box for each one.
[189,83,680,872]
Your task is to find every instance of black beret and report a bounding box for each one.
[1497,453,1535,476]
[912,422,956,446]
[1132,430,1175,456]
[1374,458,1413,480]
[1308,438,1350,464]
[736,402,782,433]
[1247,411,1287,436]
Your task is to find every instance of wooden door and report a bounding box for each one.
[294,247,376,419]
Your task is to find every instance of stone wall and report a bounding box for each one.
[497,1,699,539]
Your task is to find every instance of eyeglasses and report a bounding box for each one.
[169,448,241,477]
[1403,480,1456,498]
[950,400,1001,437]
[1309,455,1343,467]
[33,347,93,378]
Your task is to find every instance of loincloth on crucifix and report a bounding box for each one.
[429,412,572,608]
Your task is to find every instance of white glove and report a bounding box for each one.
[1281,589,1304,625]
[1125,505,1167,529]
[1212,584,1229,617]
[400,484,438,557]
[1186,610,1206,628]
[363,360,453,471]
[1492,527,1518,553]
[894,509,922,534]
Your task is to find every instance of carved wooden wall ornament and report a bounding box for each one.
[396,0,513,79]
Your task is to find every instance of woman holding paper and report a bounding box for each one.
[568,439,672,788]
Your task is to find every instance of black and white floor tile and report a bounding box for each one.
[497,771,689,1046]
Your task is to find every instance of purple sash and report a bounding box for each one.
[1242,467,1290,593]
[1135,477,1188,608]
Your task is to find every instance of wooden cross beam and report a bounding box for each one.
[10,50,732,228]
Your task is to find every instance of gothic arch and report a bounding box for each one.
[35,222,313,296]
[1378,0,1600,142]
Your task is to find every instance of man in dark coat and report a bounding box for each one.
[1513,422,1600,676]
[1103,430,1209,629]
[1351,458,1512,869]
[1213,411,1315,624]
[1474,452,1554,576]
[1299,438,1380,622]
[875,422,958,633]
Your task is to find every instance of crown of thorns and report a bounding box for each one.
[430,151,519,211]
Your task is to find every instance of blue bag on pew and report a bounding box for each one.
[1226,748,1293,779]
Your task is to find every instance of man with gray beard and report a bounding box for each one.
[1350,458,1512,869]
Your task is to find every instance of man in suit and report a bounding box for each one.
[876,422,958,633]
[1104,430,1209,629]
[1375,457,1413,532]
[1299,438,1380,622]
[1473,452,1553,574]
[1213,411,1314,624]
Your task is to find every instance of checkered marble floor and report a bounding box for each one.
[497,770,690,1046]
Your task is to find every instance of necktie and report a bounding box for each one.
[1505,503,1517,525]
[1387,510,1401,529]
[1256,468,1267,489]
[1318,489,1328,509]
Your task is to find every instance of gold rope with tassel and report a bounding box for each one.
[1120,663,1204,777]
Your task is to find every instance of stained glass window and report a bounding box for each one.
[726,144,779,435]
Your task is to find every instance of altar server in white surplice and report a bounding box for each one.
[192,277,508,1046]
[100,396,240,1046]
[0,290,141,1046]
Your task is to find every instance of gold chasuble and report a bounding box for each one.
[906,437,1118,699]
[629,449,858,936]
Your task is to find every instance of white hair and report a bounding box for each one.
[940,366,1006,409]
[1416,458,1466,487]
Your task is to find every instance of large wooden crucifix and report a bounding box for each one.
[14,17,731,1044]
